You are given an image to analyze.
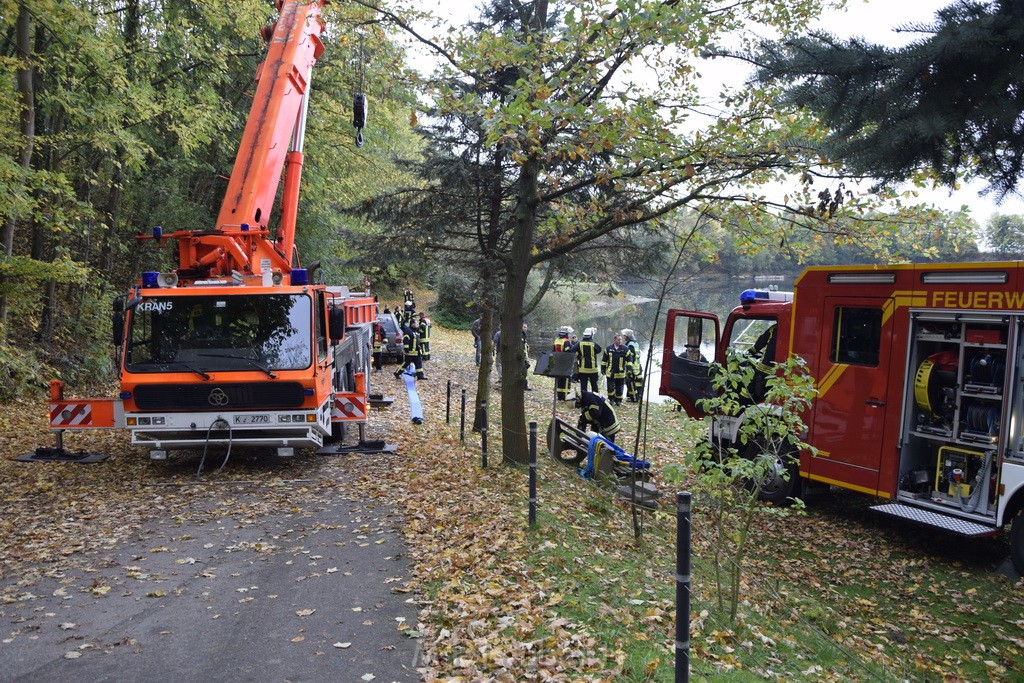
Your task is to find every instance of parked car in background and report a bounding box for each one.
[377,313,404,363]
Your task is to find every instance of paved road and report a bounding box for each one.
[1,466,421,682]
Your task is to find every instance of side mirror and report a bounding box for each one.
[112,298,125,347]
[328,307,346,344]
[686,316,703,348]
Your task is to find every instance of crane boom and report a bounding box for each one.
[158,0,327,283]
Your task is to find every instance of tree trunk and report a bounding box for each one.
[100,0,138,280]
[0,1,36,337]
[37,280,56,341]
[101,162,124,277]
[473,142,507,432]
[500,156,541,465]
[472,274,496,432]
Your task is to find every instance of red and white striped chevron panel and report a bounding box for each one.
[332,395,366,420]
[49,402,94,428]
[48,399,120,429]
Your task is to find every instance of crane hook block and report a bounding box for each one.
[353,92,367,131]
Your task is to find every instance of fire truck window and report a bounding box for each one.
[729,318,776,357]
[315,292,328,362]
[830,307,882,366]
[125,295,312,373]
[673,315,713,362]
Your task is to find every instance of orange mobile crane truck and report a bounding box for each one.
[661,263,1024,573]
[46,0,376,459]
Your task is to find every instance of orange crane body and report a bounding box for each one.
[48,0,378,459]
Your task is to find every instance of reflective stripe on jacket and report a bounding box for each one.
[576,339,602,374]
[602,344,628,378]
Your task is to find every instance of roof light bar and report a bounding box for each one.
[740,289,794,304]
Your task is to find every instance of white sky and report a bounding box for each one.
[410,0,1024,225]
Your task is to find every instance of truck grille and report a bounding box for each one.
[133,382,306,410]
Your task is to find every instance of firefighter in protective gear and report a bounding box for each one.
[372,322,385,371]
[394,320,425,380]
[575,391,621,443]
[554,325,575,401]
[575,327,603,394]
[602,334,628,405]
[402,300,415,326]
[746,322,777,402]
[417,312,431,361]
[228,309,260,346]
[622,328,643,402]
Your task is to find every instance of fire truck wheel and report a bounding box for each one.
[326,422,346,444]
[745,441,801,506]
[1010,509,1024,575]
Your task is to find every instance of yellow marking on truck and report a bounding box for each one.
[930,289,1024,310]
[892,292,926,310]
[816,364,845,397]
[807,473,891,498]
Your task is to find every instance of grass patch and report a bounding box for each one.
[401,325,1022,680]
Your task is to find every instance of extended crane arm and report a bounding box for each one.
[150,0,327,283]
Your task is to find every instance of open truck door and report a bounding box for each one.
[660,310,719,417]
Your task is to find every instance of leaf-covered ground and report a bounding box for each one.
[2,313,1022,681]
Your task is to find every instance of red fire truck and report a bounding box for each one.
[45,0,376,459]
[661,262,1024,572]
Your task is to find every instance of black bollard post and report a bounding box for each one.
[480,400,488,468]
[675,491,691,683]
[528,421,537,527]
[460,389,467,442]
[446,380,452,424]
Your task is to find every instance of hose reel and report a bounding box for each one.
[914,351,958,419]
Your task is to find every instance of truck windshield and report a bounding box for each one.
[729,318,777,358]
[125,293,312,373]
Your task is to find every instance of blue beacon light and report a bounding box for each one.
[739,289,771,304]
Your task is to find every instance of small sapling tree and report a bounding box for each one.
[666,349,817,623]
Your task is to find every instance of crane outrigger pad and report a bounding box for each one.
[317,440,397,455]
[368,393,395,408]
[16,447,111,464]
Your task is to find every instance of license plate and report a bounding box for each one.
[234,414,270,425]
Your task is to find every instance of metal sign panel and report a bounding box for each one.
[533,351,576,378]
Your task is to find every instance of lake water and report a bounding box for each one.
[528,274,797,401]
